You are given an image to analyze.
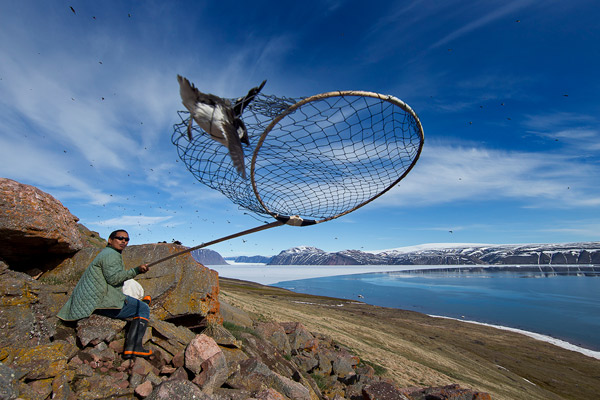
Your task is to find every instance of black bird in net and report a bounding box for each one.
[147,90,424,267]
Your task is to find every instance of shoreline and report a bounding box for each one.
[219,276,600,400]
[210,264,600,360]
[429,315,600,361]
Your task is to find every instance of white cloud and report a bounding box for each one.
[522,112,600,151]
[94,215,172,227]
[429,0,536,49]
[377,143,600,208]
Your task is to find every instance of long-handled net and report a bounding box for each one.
[146,90,424,267]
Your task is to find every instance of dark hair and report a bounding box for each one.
[109,229,129,240]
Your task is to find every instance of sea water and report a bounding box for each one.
[272,268,600,352]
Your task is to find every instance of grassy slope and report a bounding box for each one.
[219,278,600,400]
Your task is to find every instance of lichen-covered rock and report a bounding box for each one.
[255,322,292,356]
[402,384,493,400]
[254,387,289,400]
[237,332,320,400]
[122,243,222,325]
[332,354,356,379]
[227,358,312,400]
[71,373,135,399]
[51,371,75,399]
[0,178,83,271]
[226,358,273,392]
[0,362,20,400]
[7,341,77,381]
[280,322,318,354]
[292,353,318,373]
[314,349,336,376]
[77,314,127,347]
[147,379,211,400]
[237,333,298,381]
[202,323,241,348]
[363,381,410,400]
[0,267,68,349]
[212,387,254,400]
[149,318,195,358]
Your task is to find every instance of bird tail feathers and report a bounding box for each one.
[177,75,199,113]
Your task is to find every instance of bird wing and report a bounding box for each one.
[233,80,267,118]
[222,118,247,179]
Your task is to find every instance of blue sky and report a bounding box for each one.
[1,0,599,258]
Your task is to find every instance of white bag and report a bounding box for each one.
[122,279,144,300]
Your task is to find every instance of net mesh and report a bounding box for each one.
[172,91,423,222]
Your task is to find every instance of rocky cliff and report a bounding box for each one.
[268,243,600,265]
[0,178,490,400]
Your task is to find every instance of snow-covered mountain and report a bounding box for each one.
[191,248,228,265]
[267,242,600,265]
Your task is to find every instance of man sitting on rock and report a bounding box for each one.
[57,229,152,359]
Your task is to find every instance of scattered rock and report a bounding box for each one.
[77,314,127,346]
[0,362,19,400]
[135,379,154,398]
[255,321,292,356]
[147,379,210,400]
[185,334,224,375]
[363,381,410,400]
[149,318,195,357]
[401,384,493,400]
[203,322,241,348]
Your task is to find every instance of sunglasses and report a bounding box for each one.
[114,236,130,242]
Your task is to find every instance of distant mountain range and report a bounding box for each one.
[222,242,600,266]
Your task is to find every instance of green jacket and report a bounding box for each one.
[57,246,141,321]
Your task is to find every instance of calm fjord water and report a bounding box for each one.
[273,268,600,351]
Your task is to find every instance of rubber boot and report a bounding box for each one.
[123,317,152,359]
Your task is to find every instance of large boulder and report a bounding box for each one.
[45,242,222,326]
[123,244,222,326]
[0,178,83,272]
[41,246,103,286]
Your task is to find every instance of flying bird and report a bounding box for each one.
[177,75,266,179]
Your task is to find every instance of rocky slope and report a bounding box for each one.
[0,178,492,399]
[267,243,600,265]
[219,278,600,400]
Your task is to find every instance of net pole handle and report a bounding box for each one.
[145,220,284,268]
